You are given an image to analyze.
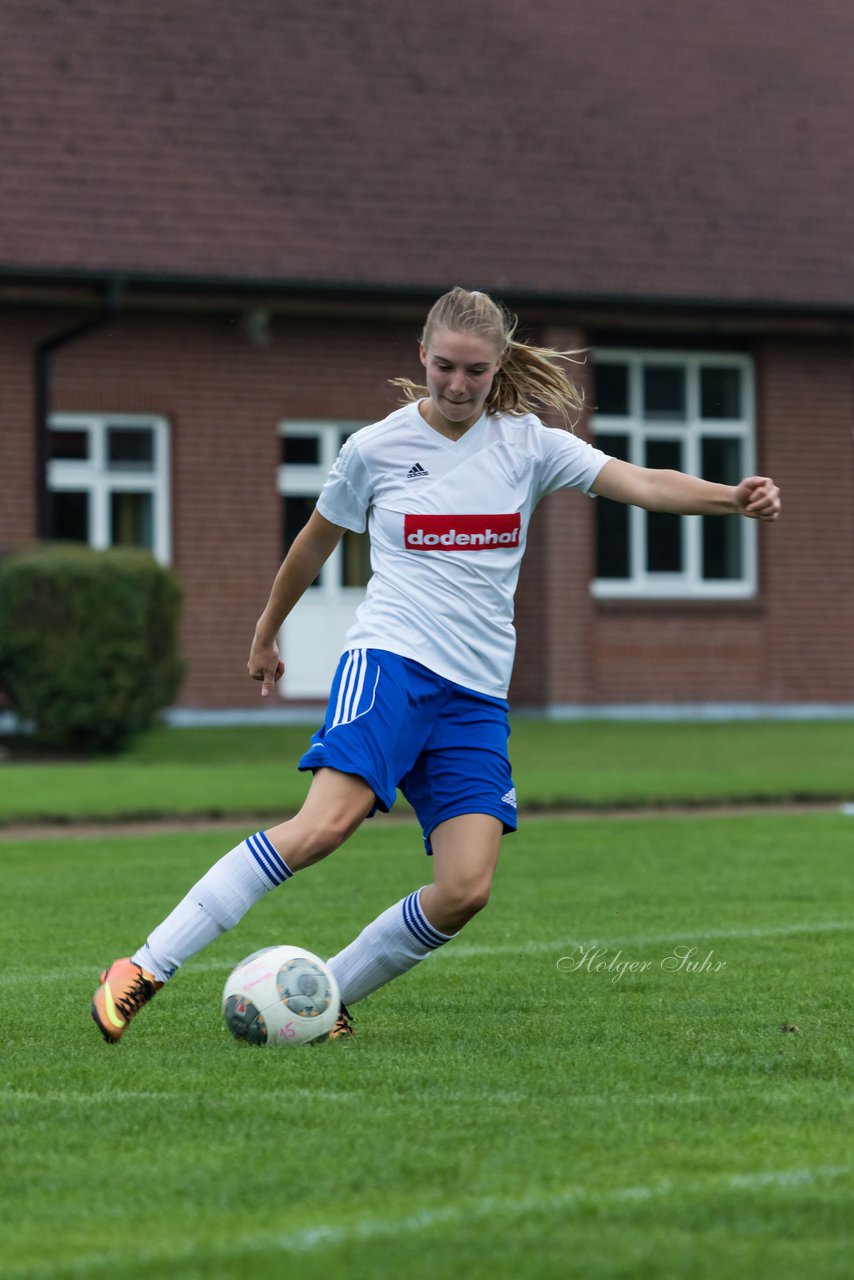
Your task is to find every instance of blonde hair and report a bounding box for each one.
[390,286,585,427]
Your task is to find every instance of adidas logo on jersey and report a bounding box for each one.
[406,462,429,479]
[501,787,517,809]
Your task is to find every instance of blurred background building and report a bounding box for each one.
[1,0,852,717]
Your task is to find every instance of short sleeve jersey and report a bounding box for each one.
[315,400,611,699]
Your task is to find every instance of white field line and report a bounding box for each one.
[0,1086,353,1106]
[1,918,851,988]
[6,1163,851,1278]
[0,1084,828,1111]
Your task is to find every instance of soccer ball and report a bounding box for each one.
[222,945,341,1046]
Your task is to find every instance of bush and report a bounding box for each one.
[0,544,186,753]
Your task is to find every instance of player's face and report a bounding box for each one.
[419,327,503,436]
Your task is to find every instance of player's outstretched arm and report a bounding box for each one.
[591,459,781,522]
[248,509,347,696]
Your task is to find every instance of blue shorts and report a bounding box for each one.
[298,649,517,852]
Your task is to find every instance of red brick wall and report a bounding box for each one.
[0,304,419,709]
[512,326,595,706]
[587,606,767,702]
[758,335,854,700]
[3,306,852,710]
[0,312,41,547]
[515,332,854,707]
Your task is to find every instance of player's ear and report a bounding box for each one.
[418,341,428,369]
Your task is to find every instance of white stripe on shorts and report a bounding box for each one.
[331,649,380,729]
[332,650,359,727]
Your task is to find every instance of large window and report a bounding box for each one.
[277,421,371,591]
[591,352,756,599]
[47,415,171,563]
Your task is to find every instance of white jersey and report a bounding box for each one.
[315,401,611,698]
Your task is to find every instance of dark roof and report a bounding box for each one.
[1,0,853,309]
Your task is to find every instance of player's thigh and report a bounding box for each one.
[266,767,375,861]
[429,812,504,907]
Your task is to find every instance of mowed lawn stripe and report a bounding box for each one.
[4,1163,850,1279]
[2,813,852,1280]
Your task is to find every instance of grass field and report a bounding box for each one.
[2,811,852,1278]
[1,718,853,822]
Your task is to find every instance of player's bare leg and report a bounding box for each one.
[263,768,375,870]
[419,813,503,934]
[92,768,374,1043]
[326,813,503,1011]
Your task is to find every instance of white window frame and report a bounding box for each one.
[277,419,368,600]
[47,414,171,564]
[591,351,757,600]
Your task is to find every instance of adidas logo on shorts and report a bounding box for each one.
[501,787,517,809]
[406,462,429,479]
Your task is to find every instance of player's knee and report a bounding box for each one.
[465,881,492,917]
[444,877,492,923]
[301,810,362,860]
[269,807,362,869]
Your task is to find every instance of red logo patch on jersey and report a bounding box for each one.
[404,513,522,551]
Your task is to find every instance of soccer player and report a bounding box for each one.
[92,287,781,1042]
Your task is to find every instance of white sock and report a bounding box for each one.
[327,889,456,1006]
[133,831,293,983]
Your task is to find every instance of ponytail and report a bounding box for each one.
[391,286,585,427]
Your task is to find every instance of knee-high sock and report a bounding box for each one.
[132,831,293,983]
[327,889,456,1006]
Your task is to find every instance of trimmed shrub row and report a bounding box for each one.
[0,544,185,753]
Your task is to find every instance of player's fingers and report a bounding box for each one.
[260,660,285,697]
[747,481,780,519]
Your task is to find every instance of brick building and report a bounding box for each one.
[1,0,853,715]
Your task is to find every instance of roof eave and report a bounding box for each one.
[1,263,853,324]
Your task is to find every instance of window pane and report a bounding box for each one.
[595,433,630,578]
[281,435,320,466]
[645,438,682,470]
[111,492,153,550]
[702,514,742,580]
[702,437,743,579]
[701,367,742,419]
[645,439,682,572]
[282,495,321,587]
[49,429,89,460]
[50,491,89,541]
[643,366,685,420]
[340,529,371,588]
[107,427,154,471]
[701,436,742,486]
[594,363,629,415]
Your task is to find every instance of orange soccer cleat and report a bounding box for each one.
[325,1004,355,1039]
[91,957,163,1044]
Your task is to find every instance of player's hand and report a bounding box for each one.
[734,476,781,522]
[247,636,285,697]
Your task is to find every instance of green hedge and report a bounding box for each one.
[0,544,186,753]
